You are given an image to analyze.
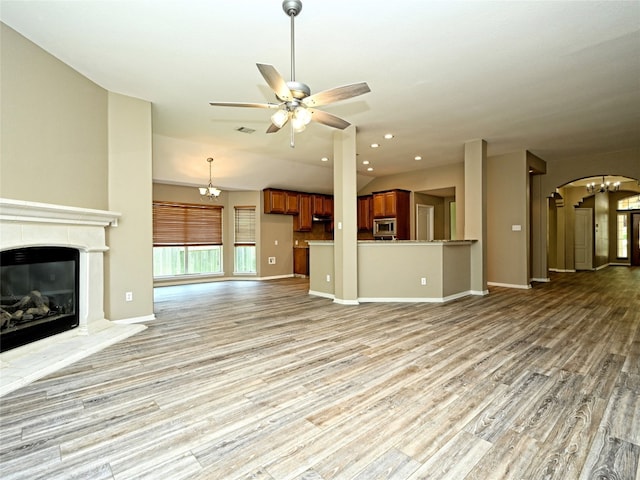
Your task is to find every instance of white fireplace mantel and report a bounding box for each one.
[0,198,146,396]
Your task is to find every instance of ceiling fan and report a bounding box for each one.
[209,0,370,147]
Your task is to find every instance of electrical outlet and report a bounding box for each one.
[125,291,133,302]
[326,274,331,282]
[268,256,276,264]
[420,277,427,285]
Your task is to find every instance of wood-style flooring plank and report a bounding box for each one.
[1,268,639,479]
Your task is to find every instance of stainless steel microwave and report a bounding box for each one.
[373,217,396,238]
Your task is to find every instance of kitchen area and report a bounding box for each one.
[265,187,415,277]
[264,187,475,303]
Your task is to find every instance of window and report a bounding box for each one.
[153,202,223,277]
[618,195,640,211]
[617,214,628,258]
[234,206,256,274]
[616,195,640,260]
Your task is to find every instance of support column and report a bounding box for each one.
[464,139,488,295]
[333,125,359,304]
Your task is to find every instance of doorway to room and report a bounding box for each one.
[416,204,434,241]
[632,213,640,266]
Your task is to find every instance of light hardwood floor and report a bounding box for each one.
[1,267,639,479]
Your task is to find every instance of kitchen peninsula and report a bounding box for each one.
[308,240,476,303]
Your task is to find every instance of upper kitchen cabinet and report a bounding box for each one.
[294,193,313,231]
[312,194,333,217]
[285,191,299,215]
[373,189,410,218]
[357,195,373,231]
[264,188,286,214]
[264,188,300,214]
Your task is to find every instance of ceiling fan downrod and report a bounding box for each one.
[282,0,302,82]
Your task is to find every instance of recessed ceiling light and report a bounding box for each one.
[370,143,380,148]
[362,160,370,165]
[321,157,329,162]
[384,133,394,139]
[367,167,374,172]
[414,155,422,161]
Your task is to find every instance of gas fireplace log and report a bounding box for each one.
[0,309,10,329]
[1,290,49,312]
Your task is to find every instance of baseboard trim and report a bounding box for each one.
[488,282,532,290]
[113,314,156,324]
[531,277,551,283]
[333,298,360,306]
[549,268,576,273]
[308,290,334,300]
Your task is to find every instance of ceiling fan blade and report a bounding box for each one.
[209,101,280,109]
[303,82,370,108]
[309,109,351,130]
[266,123,282,134]
[256,63,292,102]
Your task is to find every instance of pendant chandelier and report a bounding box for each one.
[586,176,620,194]
[198,157,221,199]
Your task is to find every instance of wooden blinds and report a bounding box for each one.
[153,202,223,246]
[234,206,256,245]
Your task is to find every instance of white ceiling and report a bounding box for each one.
[2,1,639,194]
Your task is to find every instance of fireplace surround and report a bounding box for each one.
[0,198,146,396]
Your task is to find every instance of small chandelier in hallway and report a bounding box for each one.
[586,176,620,194]
[198,157,221,199]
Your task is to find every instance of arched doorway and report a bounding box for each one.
[547,176,640,272]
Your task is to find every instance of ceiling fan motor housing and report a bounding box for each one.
[286,81,311,100]
[282,0,302,16]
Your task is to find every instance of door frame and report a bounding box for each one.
[416,204,434,241]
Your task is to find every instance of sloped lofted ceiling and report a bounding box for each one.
[1,0,639,194]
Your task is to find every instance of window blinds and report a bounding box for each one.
[153,202,223,246]
[234,206,256,245]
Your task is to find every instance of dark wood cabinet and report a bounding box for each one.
[264,188,287,214]
[372,189,411,239]
[312,194,333,216]
[294,193,312,231]
[293,247,309,276]
[373,190,410,219]
[357,195,373,231]
[285,191,299,215]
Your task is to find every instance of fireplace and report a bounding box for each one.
[0,198,147,396]
[1,246,80,352]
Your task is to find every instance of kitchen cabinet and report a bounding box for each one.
[312,194,333,217]
[295,193,312,231]
[373,189,410,218]
[285,191,299,214]
[372,189,411,239]
[293,247,309,276]
[264,188,287,214]
[357,195,373,231]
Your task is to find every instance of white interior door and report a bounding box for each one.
[574,208,593,270]
[416,204,434,241]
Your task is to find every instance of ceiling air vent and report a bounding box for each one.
[236,127,256,134]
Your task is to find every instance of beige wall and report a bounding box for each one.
[1,23,108,210]
[487,151,529,287]
[359,163,465,241]
[105,93,154,321]
[414,193,446,240]
[152,185,293,280]
[1,24,156,322]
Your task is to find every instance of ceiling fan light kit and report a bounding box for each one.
[209,0,370,147]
